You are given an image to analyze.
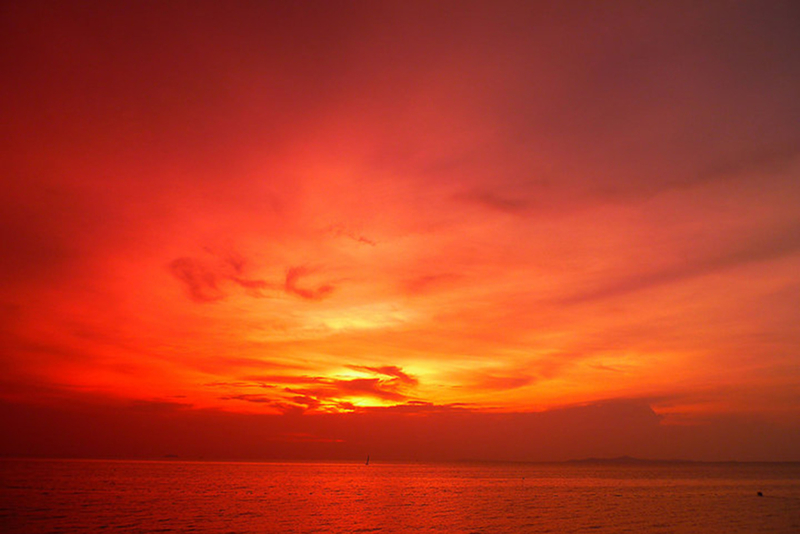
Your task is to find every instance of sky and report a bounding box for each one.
[1,0,799,461]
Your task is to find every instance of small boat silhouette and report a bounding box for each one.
[366,455,370,466]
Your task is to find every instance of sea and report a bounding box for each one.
[1,458,799,533]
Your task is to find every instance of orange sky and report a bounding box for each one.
[1,1,799,461]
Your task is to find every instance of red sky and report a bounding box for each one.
[1,0,799,461]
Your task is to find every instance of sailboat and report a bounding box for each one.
[365,454,370,466]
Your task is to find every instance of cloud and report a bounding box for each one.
[189,357,308,376]
[286,377,408,404]
[126,399,193,412]
[169,251,279,302]
[589,363,624,374]
[227,369,420,413]
[473,374,537,392]
[170,251,334,302]
[219,394,275,404]
[604,146,800,205]
[219,392,320,415]
[230,276,281,298]
[284,266,335,300]
[401,273,462,296]
[203,381,274,389]
[335,378,407,401]
[326,224,377,246]
[169,253,338,304]
[560,223,800,305]
[168,257,225,302]
[244,374,327,385]
[289,395,321,410]
[358,401,470,414]
[454,189,532,214]
[218,250,246,276]
[347,365,418,386]
[698,145,799,185]
[231,277,273,290]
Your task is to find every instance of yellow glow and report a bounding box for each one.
[344,396,393,408]
[316,303,413,332]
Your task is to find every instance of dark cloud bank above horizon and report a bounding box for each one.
[2,395,798,462]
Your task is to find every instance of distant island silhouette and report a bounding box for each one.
[566,455,694,464]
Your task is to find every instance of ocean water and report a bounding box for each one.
[1,459,799,533]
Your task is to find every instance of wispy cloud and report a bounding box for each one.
[286,377,408,404]
[219,394,275,404]
[401,273,462,296]
[284,266,335,300]
[357,401,471,414]
[347,365,418,386]
[560,223,800,305]
[326,224,377,246]
[454,189,532,214]
[169,252,336,303]
[169,257,225,303]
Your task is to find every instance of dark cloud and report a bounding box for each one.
[244,375,329,386]
[223,392,323,416]
[687,145,799,190]
[597,145,800,205]
[561,223,800,305]
[454,189,532,214]
[126,399,193,412]
[358,401,470,414]
[9,394,796,462]
[203,381,274,389]
[219,394,275,404]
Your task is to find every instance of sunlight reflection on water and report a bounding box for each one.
[2,459,799,533]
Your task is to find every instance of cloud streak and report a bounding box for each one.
[168,252,337,303]
[560,223,800,305]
